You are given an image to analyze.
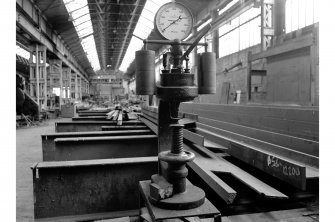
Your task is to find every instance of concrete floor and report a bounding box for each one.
[16,118,70,222]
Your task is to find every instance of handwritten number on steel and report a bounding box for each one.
[267,155,300,177]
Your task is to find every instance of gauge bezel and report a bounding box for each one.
[154,2,194,41]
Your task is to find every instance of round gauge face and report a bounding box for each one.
[155,2,193,41]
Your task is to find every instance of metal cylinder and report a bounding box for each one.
[160,73,194,87]
[135,50,156,95]
[197,52,216,94]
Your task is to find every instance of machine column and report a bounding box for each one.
[79,77,82,100]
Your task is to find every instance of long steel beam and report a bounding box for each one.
[179,103,319,141]
[78,113,109,116]
[72,116,109,121]
[41,129,153,161]
[53,135,157,161]
[140,105,318,191]
[55,120,144,132]
[32,157,158,219]
[137,111,288,202]
[197,116,318,157]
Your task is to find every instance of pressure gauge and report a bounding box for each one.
[154,2,193,41]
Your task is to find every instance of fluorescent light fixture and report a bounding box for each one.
[119,0,172,72]
[63,0,100,71]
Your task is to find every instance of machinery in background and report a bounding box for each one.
[16,75,40,125]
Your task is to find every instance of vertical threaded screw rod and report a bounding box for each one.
[170,124,184,154]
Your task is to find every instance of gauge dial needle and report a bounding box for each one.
[162,16,183,33]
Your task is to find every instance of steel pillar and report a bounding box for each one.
[60,62,63,105]
[48,59,62,108]
[62,67,71,103]
[69,71,72,99]
[80,77,82,99]
[29,52,34,97]
[210,10,219,58]
[75,74,79,99]
[261,0,274,51]
[42,46,47,109]
[29,44,47,110]
[35,44,40,109]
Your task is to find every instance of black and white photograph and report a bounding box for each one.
[5,0,330,221]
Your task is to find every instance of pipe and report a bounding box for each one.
[180,24,212,61]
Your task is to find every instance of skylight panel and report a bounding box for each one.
[76,23,91,32]
[78,26,93,37]
[16,45,30,60]
[71,7,87,18]
[63,0,100,71]
[74,14,91,25]
[219,0,239,15]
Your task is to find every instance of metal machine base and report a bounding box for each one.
[149,184,205,210]
[139,180,221,222]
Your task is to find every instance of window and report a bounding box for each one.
[218,7,261,57]
[16,45,30,60]
[285,0,319,33]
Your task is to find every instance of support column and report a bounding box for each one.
[79,77,82,100]
[49,71,53,108]
[69,70,72,99]
[273,0,286,36]
[29,51,34,97]
[85,81,87,94]
[49,59,62,108]
[84,81,87,94]
[261,0,274,51]
[62,67,71,103]
[210,10,219,58]
[60,63,63,105]
[75,74,78,99]
[35,44,40,109]
[191,27,198,73]
[42,46,47,109]
[64,71,67,102]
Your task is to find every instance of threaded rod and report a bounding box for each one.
[170,124,184,154]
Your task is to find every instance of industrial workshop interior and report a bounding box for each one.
[13,0,325,221]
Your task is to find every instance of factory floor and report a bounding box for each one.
[16,118,70,222]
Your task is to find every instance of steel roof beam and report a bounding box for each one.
[16,6,90,80]
[114,0,142,71]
